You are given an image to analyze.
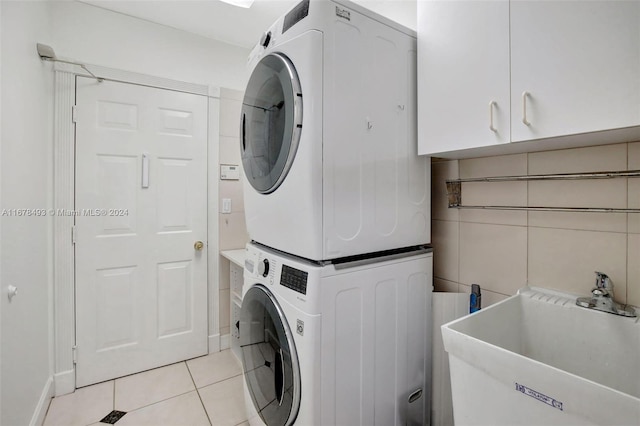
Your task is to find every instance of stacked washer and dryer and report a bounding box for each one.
[238,1,432,425]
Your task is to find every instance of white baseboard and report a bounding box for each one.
[53,369,75,397]
[220,334,231,351]
[30,376,54,426]
[208,333,221,353]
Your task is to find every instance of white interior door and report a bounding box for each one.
[74,77,208,387]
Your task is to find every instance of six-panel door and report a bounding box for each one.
[74,77,208,387]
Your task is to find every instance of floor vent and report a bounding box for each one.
[99,410,127,424]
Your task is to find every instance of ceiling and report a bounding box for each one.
[79,0,417,49]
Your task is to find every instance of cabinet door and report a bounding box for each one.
[511,1,640,142]
[418,0,510,155]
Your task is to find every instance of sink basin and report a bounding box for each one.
[442,287,640,425]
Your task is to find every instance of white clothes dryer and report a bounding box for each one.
[240,0,430,261]
[239,242,433,426]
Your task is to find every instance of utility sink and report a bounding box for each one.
[442,287,640,425]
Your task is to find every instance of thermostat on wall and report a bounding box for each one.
[220,164,240,180]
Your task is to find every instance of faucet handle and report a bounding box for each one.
[594,271,614,295]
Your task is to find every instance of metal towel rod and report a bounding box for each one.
[446,169,640,213]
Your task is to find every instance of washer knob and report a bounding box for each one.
[258,259,270,278]
[260,31,272,48]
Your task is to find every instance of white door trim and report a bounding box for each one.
[52,62,220,396]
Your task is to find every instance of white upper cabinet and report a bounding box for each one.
[418,0,510,154]
[511,1,640,142]
[418,0,640,157]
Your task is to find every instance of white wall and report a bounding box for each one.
[1,1,55,425]
[218,88,249,339]
[0,2,251,423]
[50,1,250,90]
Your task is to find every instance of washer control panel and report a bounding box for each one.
[245,247,276,284]
[280,264,308,295]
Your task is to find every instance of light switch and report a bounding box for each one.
[222,198,232,214]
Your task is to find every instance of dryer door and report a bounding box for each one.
[240,284,301,426]
[241,53,303,194]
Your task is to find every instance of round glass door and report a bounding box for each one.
[240,53,303,194]
[240,285,300,426]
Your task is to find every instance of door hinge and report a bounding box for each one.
[72,105,78,123]
[71,225,77,244]
[72,345,78,364]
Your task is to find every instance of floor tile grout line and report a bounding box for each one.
[195,387,214,426]
[112,362,197,412]
[184,360,198,389]
[116,388,200,418]
[74,381,116,426]
[196,371,244,391]
[187,360,214,426]
[207,375,248,425]
[191,361,247,426]
[71,355,242,426]
[187,350,244,389]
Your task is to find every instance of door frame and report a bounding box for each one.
[52,61,221,396]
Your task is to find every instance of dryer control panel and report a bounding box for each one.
[280,264,308,295]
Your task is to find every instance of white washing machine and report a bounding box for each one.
[240,242,433,426]
[240,0,430,261]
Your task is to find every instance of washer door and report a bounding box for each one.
[240,53,303,194]
[240,285,301,426]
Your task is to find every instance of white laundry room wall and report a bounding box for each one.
[50,1,250,91]
[1,2,55,426]
[218,88,249,339]
[2,1,252,424]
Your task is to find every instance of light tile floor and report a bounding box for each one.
[44,350,248,426]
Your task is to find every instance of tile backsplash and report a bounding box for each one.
[432,141,640,308]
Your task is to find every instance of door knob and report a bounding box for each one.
[194,241,204,251]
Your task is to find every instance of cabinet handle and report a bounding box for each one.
[522,91,531,126]
[489,101,497,132]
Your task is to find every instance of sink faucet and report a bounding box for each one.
[576,271,636,317]
[593,271,614,298]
